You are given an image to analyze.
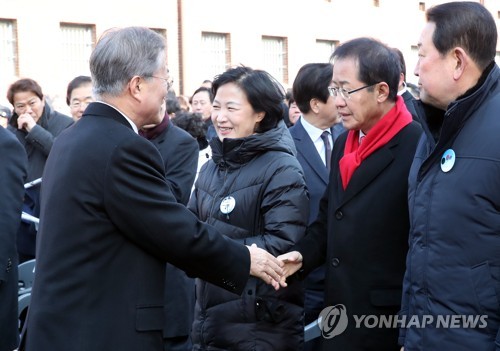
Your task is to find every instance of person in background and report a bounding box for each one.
[0,126,27,351]
[279,37,422,351]
[406,82,420,99]
[281,88,293,127]
[288,62,344,351]
[166,94,181,119]
[392,48,420,123]
[400,2,500,350]
[201,79,212,89]
[287,95,302,126]
[171,110,212,187]
[0,105,11,128]
[177,95,191,112]
[191,86,216,141]
[21,27,284,351]
[7,78,73,263]
[66,75,94,122]
[188,66,309,351]
[140,101,198,351]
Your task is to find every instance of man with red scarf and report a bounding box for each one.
[278,37,422,351]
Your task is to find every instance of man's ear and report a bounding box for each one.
[310,98,320,114]
[376,82,390,102]
[129,76,143,100]
[452,47,468,81]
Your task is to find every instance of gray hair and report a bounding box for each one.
[90,27,166,98]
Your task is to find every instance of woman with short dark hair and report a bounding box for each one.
[189,66,309,351]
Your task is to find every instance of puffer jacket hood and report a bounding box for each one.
[210,120,296,170]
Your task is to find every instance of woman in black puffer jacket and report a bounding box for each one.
[188,66,309,351]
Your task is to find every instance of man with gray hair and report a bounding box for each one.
[21,27,284,351]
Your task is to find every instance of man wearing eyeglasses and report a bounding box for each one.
[279,37,422,351]
[20,27,285,351]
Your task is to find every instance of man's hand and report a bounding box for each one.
[277,251,303,287]
[16,113,37,132]
[247,244,284,290]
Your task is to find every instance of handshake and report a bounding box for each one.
[247,243,304,290]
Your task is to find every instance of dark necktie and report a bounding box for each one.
[320,131,332,171]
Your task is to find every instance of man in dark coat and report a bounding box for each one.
[0,127,27,351]
[289,62,344,351]
[7,78,73,263]
[21,26,284,351]
[400,3,500,350]
[140,111,198,351]
[279,38,422,351]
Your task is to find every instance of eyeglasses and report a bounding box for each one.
[70,99,93,109]
[145,75,173,90]
[328,83,378,100]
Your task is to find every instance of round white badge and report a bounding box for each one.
[440,149,456,173]
[220,196,236,214]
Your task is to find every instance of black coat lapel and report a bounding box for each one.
[339,141,396,207]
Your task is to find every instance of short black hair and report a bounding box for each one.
[331,37,400,101]
[427,1,497,70]
[292,63,333,114]
[393,47,407,81]
[212,66,285,133]
[191,86,214,103]
[66,76,92,106]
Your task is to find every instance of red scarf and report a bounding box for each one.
[339,96,412,189]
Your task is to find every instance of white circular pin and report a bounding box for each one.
[220,196,236,214]
[440,149,456,173]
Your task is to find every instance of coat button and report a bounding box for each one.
[335,210,343,220]
[331,258,340,267]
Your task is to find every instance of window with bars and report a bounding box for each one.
[316,39,338,62]
[262,36,288,84]
[201,32,230,82]
[60,23,95,79]
[0,19,18,79]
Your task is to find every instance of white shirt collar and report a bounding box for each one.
[96,101,139,134]
[300,116,332,166]
[359,129,366,144]
[301,116,329,141]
